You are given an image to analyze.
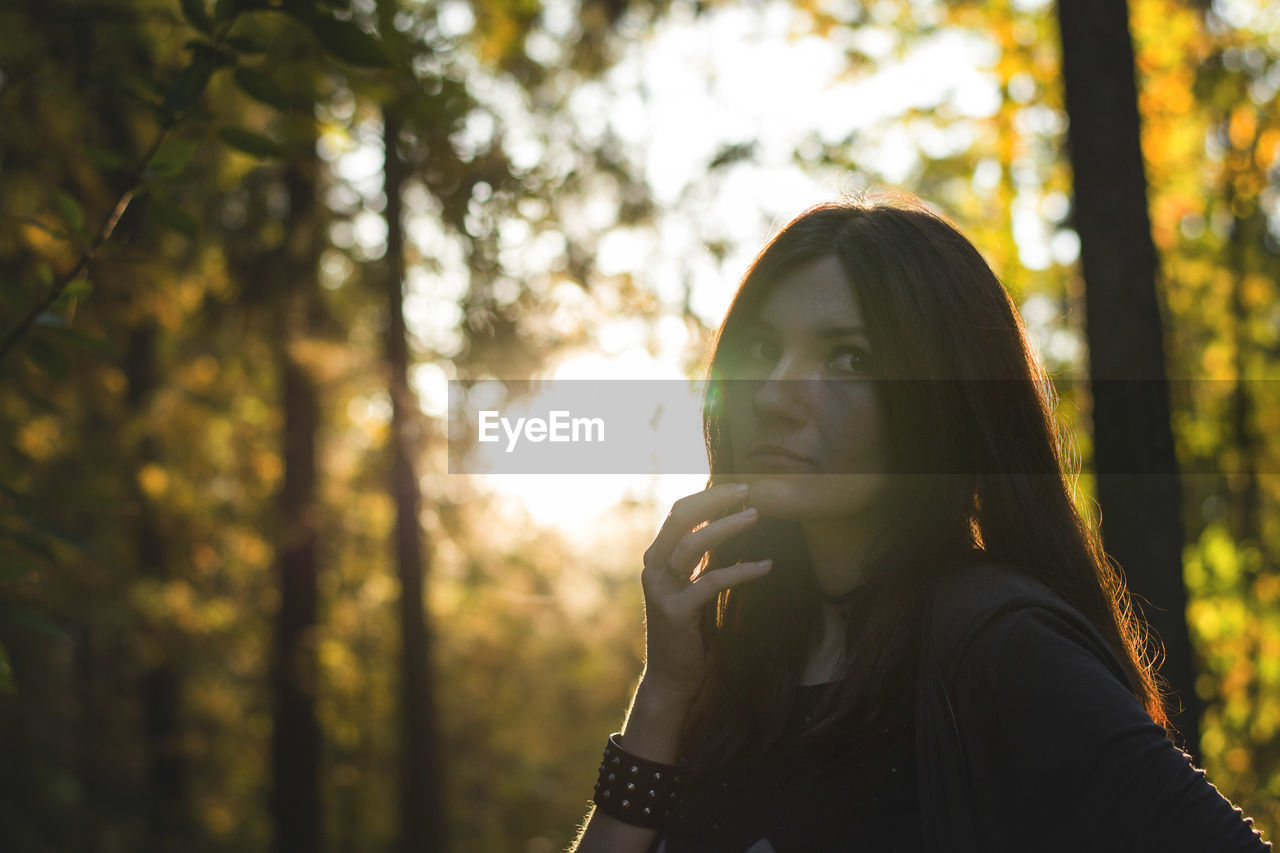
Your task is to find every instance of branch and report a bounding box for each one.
[0,13,243,365]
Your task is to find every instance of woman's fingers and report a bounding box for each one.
[638,482,768,697]
[676,559,773,611]
[666,506,759,577]
[646,482,749,568]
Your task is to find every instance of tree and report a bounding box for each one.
[1055,0,1201,756]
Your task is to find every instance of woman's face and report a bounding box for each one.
[721,255,893,523]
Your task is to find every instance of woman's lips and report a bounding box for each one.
[745,448,816,470]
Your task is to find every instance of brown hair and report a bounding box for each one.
[679,191,1175,776]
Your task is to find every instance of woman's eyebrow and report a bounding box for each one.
[744,318,869,337]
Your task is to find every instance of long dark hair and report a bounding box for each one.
[678,191,1175,777]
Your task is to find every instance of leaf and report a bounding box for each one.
[7,526,55,560]
[2,604,70,642]
[20,217,65,239]
[303,15,391,68]
[24,336,69,381]
[186,41,238,68]
[0,274,26,309]
[148,138,198,178]
[15,513,90,553]
[180,0,214,34]
[61,279,93,300]
[0,644,14,695]
[234,67,290,110]
[162,42,235,120]
[0,560,37,583]
[149,198,199,238]
[218,126,283,159]
[39,325,111,354]
[49,277,93,312]
[53,190,85,236]
[86,144,128,171]
[163,61,213,120]
[226,34,267,54]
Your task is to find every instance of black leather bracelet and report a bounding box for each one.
[592,733,686,829]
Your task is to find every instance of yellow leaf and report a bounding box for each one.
[138,464,170,498]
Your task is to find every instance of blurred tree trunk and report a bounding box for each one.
[1225,186,1260,544]
[269,127,324,853]
[125,323,190,853]
[74,626,101,853]
[1055,0,1202,757]
[382,103,447,853]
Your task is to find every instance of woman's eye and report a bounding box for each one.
[830,346,873,375]
[744,338,778,362]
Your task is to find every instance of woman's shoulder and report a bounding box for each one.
[926,560,1066,635]
[921,559,1130,694]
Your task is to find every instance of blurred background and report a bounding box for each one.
[1,0,1278,849]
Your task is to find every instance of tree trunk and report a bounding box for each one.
[1225,191,1260,544]
[383,104,447,853]
[125,323,190,853]
[269,136,324,853]
[1055,0,1203,757]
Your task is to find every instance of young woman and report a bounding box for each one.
[568,194,1273,853]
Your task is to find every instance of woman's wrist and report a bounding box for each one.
[618,679,695,763]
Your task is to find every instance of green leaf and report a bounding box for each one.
[39,325,111,353]
[226,34,267,54]
[86,144,128,172]
[162,42,235,120]
[234,67,290,110]
[0,644,15,695]
[53,190,85,236]
[163,62,213,120]
[7,526,55,560]
[15,513,90,553]
[0,560,37,583]
[148,138,198,178]
[2,604,70,642]
[0,274,26,309]
[179,0,214,35]
[49,277,93,312]
[148,99,178,129]
[186,41,238,68]
[24,336,69,381]
[61,279,93,300]
[303,15,391,68]
[149,198,199,238]
[218,126,283,159]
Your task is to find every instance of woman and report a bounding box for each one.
[568,194,1272,852]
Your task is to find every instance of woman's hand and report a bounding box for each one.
[639,482,773,702]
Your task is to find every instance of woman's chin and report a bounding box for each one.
[742,476,814,519]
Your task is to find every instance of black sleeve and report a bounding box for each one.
[953,605,1272,852]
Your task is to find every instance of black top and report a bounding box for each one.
[918,562,1273,853]
[650,680,921,853]
[636,562,1272,853]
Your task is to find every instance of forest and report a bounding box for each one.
[1,0,1278,850]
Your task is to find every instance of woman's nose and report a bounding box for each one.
[751,356,812,422]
